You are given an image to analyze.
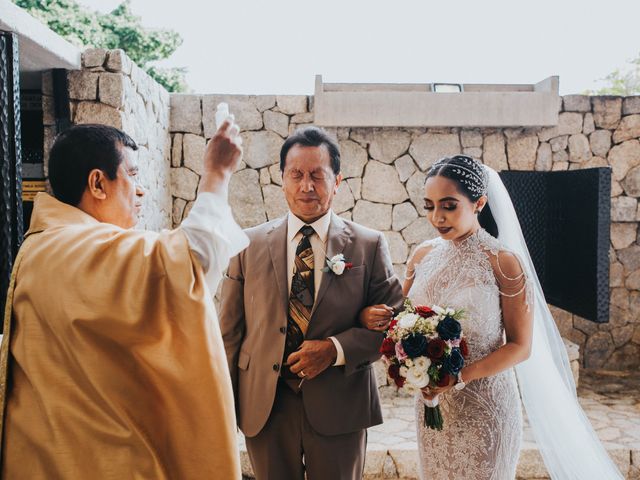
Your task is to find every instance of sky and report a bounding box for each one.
[77,0,640,96]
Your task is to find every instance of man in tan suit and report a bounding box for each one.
[220,126,403,479]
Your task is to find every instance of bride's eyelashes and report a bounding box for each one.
[423,203,458,211]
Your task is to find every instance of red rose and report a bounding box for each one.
[345,262,353,270]
[415,305,436,318]
[380,337,396,357]
[437,373,452,388]
[460,338,469,359]
[426,338,446,360]
[388,319,398,330]
[388,364,405,388]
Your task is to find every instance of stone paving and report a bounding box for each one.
[239,369,640,479]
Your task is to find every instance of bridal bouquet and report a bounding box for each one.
[380,299,468,430]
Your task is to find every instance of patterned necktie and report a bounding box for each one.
[282,225,315,377]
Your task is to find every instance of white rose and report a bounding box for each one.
[403,383,420,395]
[331,261,346,275]
[413,356,431,371]
[432,305,445,315]
[405,366,430,388]
[399,366,409,376]
[398,313,419,329]
[404,358,414,368]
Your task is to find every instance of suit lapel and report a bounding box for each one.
[312,213,350,317]
[267,216,289,316]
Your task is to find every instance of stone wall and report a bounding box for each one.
[168,93,640,371]
[41,48,172,231]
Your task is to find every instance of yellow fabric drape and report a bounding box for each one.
[0,193,241,479]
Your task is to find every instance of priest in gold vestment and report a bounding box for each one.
[0,121,248,479]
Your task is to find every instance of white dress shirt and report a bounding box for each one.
[180,191,249,293]
[287,211,346,366]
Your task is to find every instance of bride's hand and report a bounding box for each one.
[421,374,456,400]
[359,304,394,331]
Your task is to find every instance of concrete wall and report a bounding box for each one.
[168,93,640,371]
[42,48,172,231]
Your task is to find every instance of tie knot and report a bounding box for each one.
[300,225,315,238]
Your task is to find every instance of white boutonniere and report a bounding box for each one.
[322,254,353,276]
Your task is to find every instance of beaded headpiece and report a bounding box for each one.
[429,155,488,198]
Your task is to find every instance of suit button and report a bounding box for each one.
[279,327,286,334]
[273,363,280,372]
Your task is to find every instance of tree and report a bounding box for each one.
[13,0,189,92]
[591,54,640,96]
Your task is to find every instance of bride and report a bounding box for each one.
[360,155,622,479]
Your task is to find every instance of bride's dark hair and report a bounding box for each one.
[425,155,499,238]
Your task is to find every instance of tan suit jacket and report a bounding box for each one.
[220,213,403,438]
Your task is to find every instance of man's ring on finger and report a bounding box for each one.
[300,370,306,377]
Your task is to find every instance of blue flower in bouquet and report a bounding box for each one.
[442,347,465,375]
[401,333,428,358]
[436,316,462,340]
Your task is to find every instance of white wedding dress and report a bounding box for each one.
[408,229,526,480]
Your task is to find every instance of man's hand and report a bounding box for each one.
[199,117,243,195]
[359,304,394,331]
[287,340,337,380]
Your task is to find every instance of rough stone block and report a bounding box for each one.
[352,200,392,231]
[483,132,509,171]
[263,110,289,138]
[269,163,282,186]
[568,134,592,163]
[202,95,263,136]
[506,131,538,170]
[362,161,409,204]
[333,182,355,214]
[172,198,186,226]
[401,217,437,246]
[339,140,368,178]
[463,147,482,159]
[99,72,125,108]
[409,132,461,171]
[589,130,612,157]
[617,244,640,271]
[392,202,419,232]
[395,154,416,183]
[623,96,640,115]
[369,130,411,164]
[171,167,199,201]
[623,166,640,197]
[74,101,124,128]
[538,112,583,142]
[182,134,206,175]
[229,169,266,227]
[613,114,640,144]
[68,71,98,100]
[347,178,361,200]
[384,231,409,264]
[583,112,595,135]
[170,95,202,134]
[254,95,276,112]
[241,131,283,169]
[291,112,314,124]
[562,94,591,112]
[259,168,271,186]
[460,129,483,147]
[82,48,107,68]
[584,331,615,368]
[608,140,640,181]
[105,49,132,74]
[592,96,622,129]
[171,133,183,167]
[262,184,289,220]
[276,95,307,114]
[535,143,552,171]
[611,196,637,222]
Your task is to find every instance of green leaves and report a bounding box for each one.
[13,0,188,92]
